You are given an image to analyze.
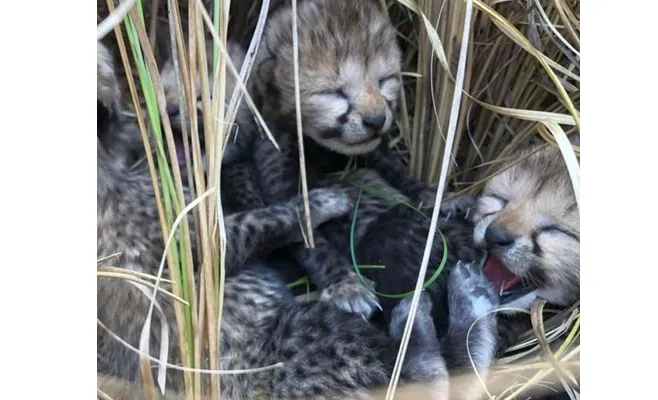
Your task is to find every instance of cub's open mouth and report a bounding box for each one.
[168,105,206,170]
[483,255,535,304]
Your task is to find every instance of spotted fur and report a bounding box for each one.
[219,1,501,394]
[226,161,501,397]
[243,0,447,320]
[315,170,502,396]
[97,41,449,399]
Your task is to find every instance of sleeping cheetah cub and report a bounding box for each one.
[472,138,580,317]
[472,138,580,399]
[245,0,443,319]
[97,41,449,399]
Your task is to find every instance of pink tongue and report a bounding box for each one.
[484,256,522,293]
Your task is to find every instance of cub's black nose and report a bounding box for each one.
[485,223,515,247]
[362,114,387,130]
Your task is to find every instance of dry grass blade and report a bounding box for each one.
[193,3,283,397]
[530,299,578,389]
[225,0,271,132]
[97,271,187,304]
[498,304,579,358]
[472,0,580,83]
[201,2,228,397]
[98,0,138,40]
[393,0,579,189]
[401,71,423,78]
[394,0,579,100]
[531,0,579,59]
[107,0,193,394]
[468,99,576,126]
[190,19,218,384]
[468,0,580,130]
[385,1,475,399]
[185,8,206,398]
[452,303,577,398]
[498,315,580,400]
[98,320,285,375]
[138,187,216,393]
[134,281,171,393]
[124,5,198,394]
[395,0,451,79]
[97,266,174,283]
[539,120,580,209]
[97,388,115,400]
[492,361,580,374]
[291,0,314,247]
[196,2,279,151]
[128,7,193,249]
[552,0,580,47]
[97,252,123,264]
[499,347,580,400]
[537,126,580,157]
[165,0,200,272]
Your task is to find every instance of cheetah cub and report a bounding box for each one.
[97,41,450,399]
[472,139,580,316]
[470,138,580,399]
[245,0,445,320]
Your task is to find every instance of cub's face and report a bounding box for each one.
[472,143,580,311]
[161,40,251,168]
[255,0,402,155]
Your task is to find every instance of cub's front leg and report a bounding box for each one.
[442,261,499,400]
[223,187,354,271]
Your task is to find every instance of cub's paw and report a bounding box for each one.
[320,273,380,319]
[448,261,499,326]
[415,189,475,219]
[415,187,437,211]
[302,187,354,227]
[439,193,476,220]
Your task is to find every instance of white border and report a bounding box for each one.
[0,1,654,398]
[1,2,94,398]
[583,1,658,398]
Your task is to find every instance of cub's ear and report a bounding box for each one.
[97,41,121,132]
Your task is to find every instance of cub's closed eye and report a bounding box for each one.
[314,89,348,100]
[480,194,509,219]
[531,225,579,256]
[537,225,580,242]
[485,194,509,207]
[378,74,398,87]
